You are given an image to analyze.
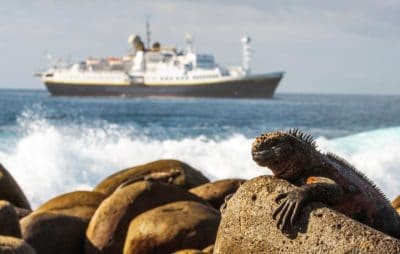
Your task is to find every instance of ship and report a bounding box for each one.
[37,24,284,98]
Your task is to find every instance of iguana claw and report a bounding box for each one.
[273,189,307,231]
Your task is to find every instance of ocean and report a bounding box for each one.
[0,90,400,207]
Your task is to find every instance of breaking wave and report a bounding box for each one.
[0,110,399,207]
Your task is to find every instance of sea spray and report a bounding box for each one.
[0,114,266,207]
[1,98,400,208]
[317,127,400,199]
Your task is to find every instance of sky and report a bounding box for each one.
[1,0,400,94]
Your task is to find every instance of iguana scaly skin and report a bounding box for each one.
[251,129,400,238]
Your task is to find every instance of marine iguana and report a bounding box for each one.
[251,129,400,238]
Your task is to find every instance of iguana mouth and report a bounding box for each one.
[252,149,275,161]
[252,144,286,160]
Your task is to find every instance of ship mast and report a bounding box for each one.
[146,19,151,49]
[241,36,251,74]
[185,33,194,53]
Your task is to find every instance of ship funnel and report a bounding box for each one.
[241,36,251,74]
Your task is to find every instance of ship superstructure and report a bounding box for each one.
[39,26,284,98]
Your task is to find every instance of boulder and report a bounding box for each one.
[190,179,245,209]
[13,207,31,219]
[93,159,209,196]
[21,211,88,254]
[86,181,209,254]
[173,250,204,254]
[123,201,220,254]
[214,175,400,254]
[0,236,36,254]
[0,164,31,210]
[392,195,400,214]
[20,191,106,254]
[202,244,214,253]
[0,201,21,237]
[35,191,106,219]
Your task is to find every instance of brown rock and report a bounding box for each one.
[173,250,204,254]
[189,179,245,209]
[20,192,103,254]
[0,164,31,210]
[214,175,400,254]
[86,181,209,254]
[93,159,209,196]
[35,191,106,219]
[392,196,400,214]
[0,236,36,254]
[21,211,88,254]
[0,201,21,237]
[123,201,220,254]
[13,207,31,220]
[202,244,214,253]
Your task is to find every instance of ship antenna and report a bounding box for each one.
[241,36,251,74]
[146,19,151,49]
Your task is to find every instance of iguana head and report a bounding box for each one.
[251,129,316,180]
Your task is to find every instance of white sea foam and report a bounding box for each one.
[0,113,399,208]
[0,115,264,208]
[317,127,400,199]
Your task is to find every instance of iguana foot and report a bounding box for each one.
[273,189,307,231]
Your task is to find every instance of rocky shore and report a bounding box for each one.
[1,159,400,253]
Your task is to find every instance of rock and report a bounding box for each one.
[20,191,106,254]
[190,179,245,209]
[21,211,88,254]
[86,181,209,254]
[0,164,31,210]
[13,207,31,220]
[0,236,36,254]
[173,250,204,254]
[214,175,400,254]
[35,191,106,219]
[392,195,400,213]
[0,201,21,237]
[202,244,214,253]
[94,159,209,196]
[123,201,220,254]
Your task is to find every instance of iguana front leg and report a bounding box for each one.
[273,177,343,231]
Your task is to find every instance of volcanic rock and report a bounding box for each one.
[19,190,106,254]
[93,159,209,196]
[35,191,106,219]
[0,236,36,254]
[0,164,31,210]
[21,212,88,254]
[190,179,245,209]
[214,175,400,254]
[173,250,204,254]
[0,201,21,237]
[123,201,220,254]
[392,195,400,213]
[86,181,209,254]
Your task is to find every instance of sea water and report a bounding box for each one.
[0,90,399,207]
